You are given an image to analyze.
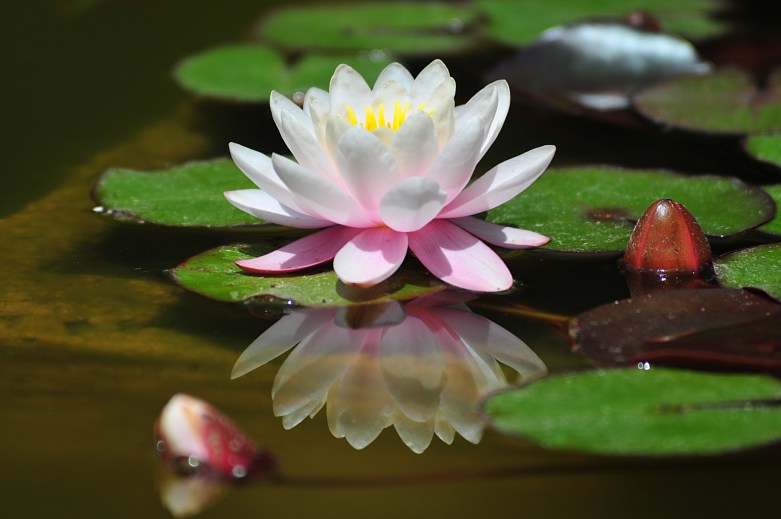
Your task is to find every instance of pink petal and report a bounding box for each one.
[336,126,400,215]
[454,80,510,160]
[452,216,550,249]
[224,190,332,229]
[272,153,375,227]
[379,177,446,232]
[333,227,409,286]
[408,220,513,292]
[439,145,556,218]
[236,226,361,273]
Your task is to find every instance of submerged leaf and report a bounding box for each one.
[716,243,781,300]
[171,244,445,308]
[485,368,781,455]
[571,288,781,370]
[490,21,710,111]
[174,45,391,102]
[257,3,478,54]
[634,69,781,134]
[485,167,773,253]
[93,159,268,228]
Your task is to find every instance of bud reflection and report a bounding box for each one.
[233,295,547,453]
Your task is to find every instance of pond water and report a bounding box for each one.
[4,1,781,517]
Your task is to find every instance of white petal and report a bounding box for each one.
[455,80,511,159]
[452,216,550,248]
[336,126,400,215]
[329,64,373,117]
[390,112,439,178]
[277,108,339,183]
[231,308,334,379]
[272,153,375,227]
[424,117,484,203]
[229,142,306,213]
[379,177,446,232]
[393,413,435,454]
[411,59,451,105]
[439,145,556,218]
[333,227,408,286]
[303,87,330,119]
[425,77,456,147]
[224,189,332,228]
[374,62,414,92]
[304,89,331,150]
[372,79,410,111]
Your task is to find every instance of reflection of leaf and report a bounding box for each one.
[171,244,445,307]
[485,368,781,455]
[490,21,709,111]
[93,159,266,228]
[485,167,774,253]
[571,288,781,369]
[476,0,725,46]
[717,244,781,300]
[634,70,781,134]
[258,3,477,54]
[174,45,391,102]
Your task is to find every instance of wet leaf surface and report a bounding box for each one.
[485,167,774,253]
[634,69,781,134]
[490,21,709,111]
[484,367,781,455]
[93,159,273,228]
[174,45,391,102]
[759,185,781,235]
[257,2,478,54]
[476,0,725,46]
[717,243,781,300]
[570,288,781,370]
[171,244,445,307]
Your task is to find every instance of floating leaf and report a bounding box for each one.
[171,244,445,307]
[93,159,274,228]
[257,3,477,54]
[484,368,781,455]
[759,185,781,236]
[174,45,391,102]
[571,288,781,369]
[745,134,781,168]
[485,167,773,253]
[716,244,781,300]
[634,69,781,134]
[476,0,724,47]
[489,21,710,111]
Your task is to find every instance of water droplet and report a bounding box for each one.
[447,18,464,33]
[232,465,248,478]
[92,206,105,213]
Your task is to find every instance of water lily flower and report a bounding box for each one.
[231,295,547,453]
[226,60,555,292]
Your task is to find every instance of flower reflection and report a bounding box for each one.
[232,295,547,453]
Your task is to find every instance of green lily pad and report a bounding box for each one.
[171,244,445,307]
[634,69,781,134]
[174,45,392,102]
[484,368,781,455]
[476,0,724,46]
[716,244,781,300]
[745,134,781,169]
[93,159,268,228]
[759,185,781,236]
[257,3,478,54]
[485,167,773,253]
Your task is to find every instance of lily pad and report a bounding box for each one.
[634,69,781,134]
[716,244,781,300]
[174,45,391,102]
[485,167,774,253]
[257,3,478,54]
[759,185,781,236]
[484,368,781,455]
[745,134,781,169]
[171,244,445,307]
[476,0,724,47]
[571,288,781,369]
[93,159,267,228]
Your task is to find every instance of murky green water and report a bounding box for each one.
[3,1,780,517]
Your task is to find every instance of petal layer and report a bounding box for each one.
[379,177,446,232]
[333,227,409,286]
[224,189,331,228]
[452,216,550,249]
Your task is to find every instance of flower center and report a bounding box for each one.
[343,102,433,132]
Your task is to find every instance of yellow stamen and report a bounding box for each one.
[341,101,434,132]
[345,105,358,126]
[365,105,377,131]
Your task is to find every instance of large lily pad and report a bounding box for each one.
[171,244,445,307]
[716,244,781,300]
[760,185,781,236]
[174,45,391,102]
[476,0,724,47]
[571,288,781,369]
[485,167,774,253]
[484,368,781,455]
[93,159,272,228]
[634,69,781,134]
[745,134,781,169]
[257,3,478,54]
